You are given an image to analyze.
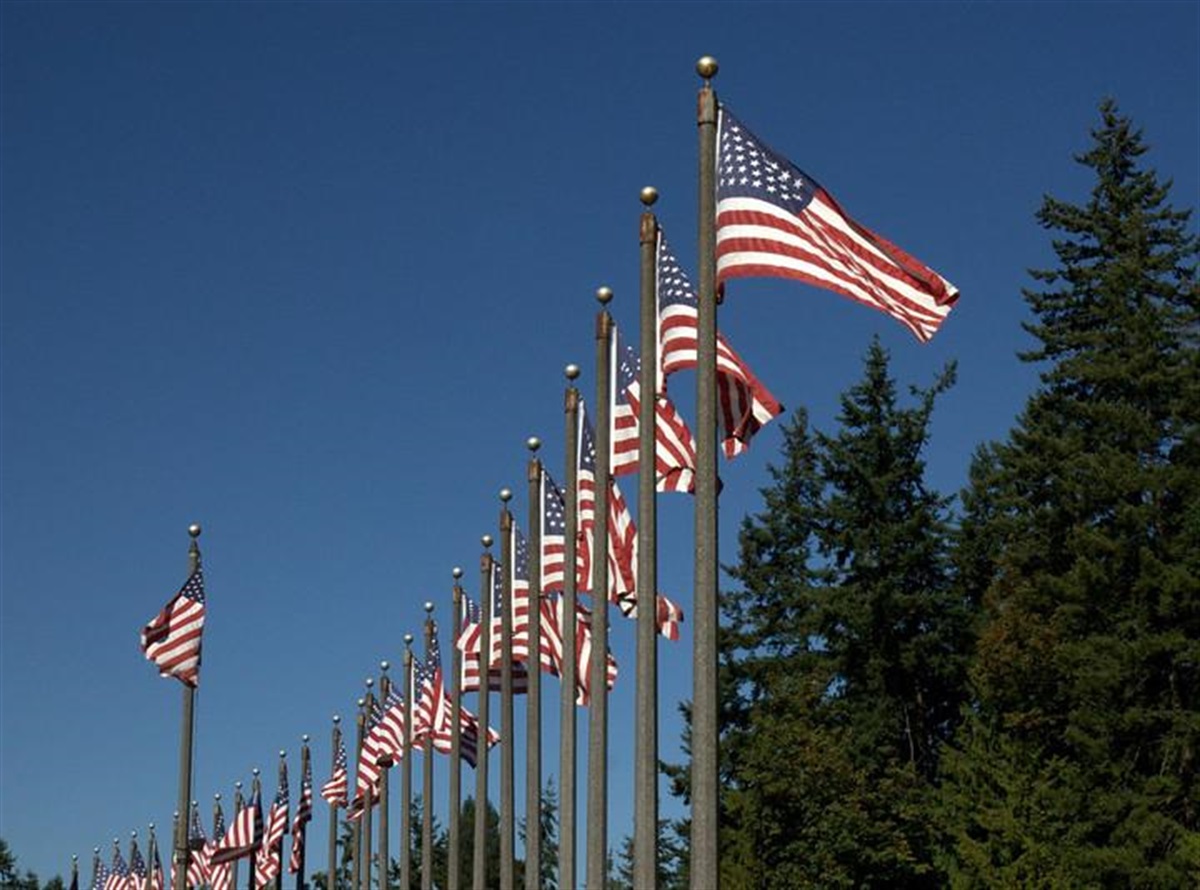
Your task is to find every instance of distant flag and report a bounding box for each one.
[415,623,449,745]
[254,762,289,889]
[355,693,398,804]
[715,107,959,342]
[186,805,209,889]
[449,696,500,768]
[457,584,529,694]
[69,861,79,890]
[320,736,348,807]
[539,470,567,591]
[140,568,206,687]
[91,858,109,890]
[656,231,783,458]
[487,524,533,667]
[288,751,313,874]
[610,321,699,493]
[207,801,232,890]
[614,591,685,642]
[127,839,146,890]
[104,844,129,890]
[576,403,637,598]
[211,784,262,865]
[149,839,164,890]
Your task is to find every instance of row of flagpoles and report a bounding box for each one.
[91,57,959,890]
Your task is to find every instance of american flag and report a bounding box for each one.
[288,750,313,874]
[457,577,529,694]
[207,801,232,890]
[127,839,146,890]
[140,568,206,687]
[355,694,396,804]
[540,470,567,591]
[613,590,685,642]
[656,231,783,459]
[254,762,289,890]
[320,735,348,807]
[91,858,109,890]
[715,108,959,343]
[210,783,262,865]
[610,322,700,494]
[104,844,129,890]
[415,624,449,747]
[576,403,637,598]
[487,524,532,667]
[149,839,163,890]
[570,598,619,706]
[186,804,209,889]
[450,696,500,768]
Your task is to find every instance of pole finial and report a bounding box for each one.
[424,600,435,613]
[302,733,310,743]
[596,286,613,306]
[333,714,341,724]
[215,793,222,801]
[279,749,286,759]
[188,523,202,538]
[252,767,260,777]
[365,677,374,688]
[235,781,243,790]
[565,363,581,381]
[404,632,414,646]
[696,55,719,81]
[482,533,494,548]
[499,487,512,503]
[380,660,390,672]
[356,697,366,707]
[640,186,659,207]
[526,436,541,453]
[452,566,463,579]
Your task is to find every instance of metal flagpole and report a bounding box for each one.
[173,524,202,890]
[401,637,415,890]
[635,187,661,888]
[149,824,160,890]
[352,699,366,890]
[588,286,614,890]
[692,54,721,890]
[250,770,261,890]
[498,490,516,890]
[297,740,310,890]
[524,438,543,890]
[232,783,244,890]
[421,604,436,890]
[70,854,77,890]
[274,754,285,890]
[473,536,494,890]
[90,848,99,890]
[561,364,581,890]
[377,668,392,890]
[327,717,343,890]
[448,568,465,890]
[360,683,375,890]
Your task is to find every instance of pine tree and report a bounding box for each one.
[939,99,1200,886]
[702,339,967,887]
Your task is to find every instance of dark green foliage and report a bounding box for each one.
[938,99,1200,886]
[707,340,969,887]
[518,779,560,890]
[0,840,41,890]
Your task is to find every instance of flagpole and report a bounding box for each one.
[297,738,310,890]
[360,683,375,890]
[498,489,516,890]
[149,824,160,890]
[327,718,342,890]
[232,783,244,890]
[561,364,581,890]
[401,637,415,890]
[448,568,464,890]
[352,700,365,890]
[421,603,436,890]
[524,438,543,890]
[692,55,721,890]
[70,854,77,890]
[250,771,261,890]
[91,848,99,890]
[636,187,661,888]
[588,286,614,890]
[473,536,494,890]
[274,755,285,890]
[377,668,391,890]
[173,524,202,890]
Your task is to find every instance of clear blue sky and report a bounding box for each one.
[2,1,1197,881]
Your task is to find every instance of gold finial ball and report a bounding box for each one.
[302,733,310,743]
[215,793,222,801]
[365,677,374,688]
[72,855,78,863]
[148,823,155,831]
[356,697,366,707]
[279,749,286,758]
[424,600,434,613]
[565,363,580,381]
[131,830,137,839]
[499,487,512,502]
[640,186,659,206]
[188,523,202,538]
[380,660,390,672]
[452,566,463,579]
[404,632,414,645]
[94,848,100,855]
[252,768,260,776]
[482,534,494,548]
[113,839,119,846]
[527,436,541,452]
[596,286,613,305]
[696,56,719,79]
[235,781,242,790]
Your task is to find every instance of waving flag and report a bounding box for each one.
[91,859,109,890]
[211,784,262,865]
[610,323,699,493]
[207,802,232,890]
[140,568,206,686]
[127,839,146,890]
[576,403,637,598]
[288,751,313,874]
[186,804,209,889]
[656,231,783,458]
[104,845,129,890]
[254,763,289,889]
[320,736,348,807]
[715,107,958,342]
[415,624,449,745]
[457,578,529,694]
[354,694,395,804]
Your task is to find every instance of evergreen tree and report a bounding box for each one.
[681,339,967,887]
[518,779,560,890]
[939,99,1200,886]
